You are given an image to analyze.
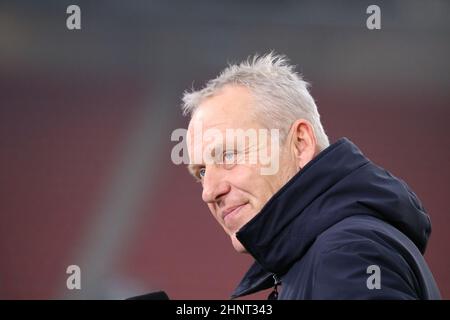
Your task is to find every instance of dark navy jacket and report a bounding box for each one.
[231,138,441,299]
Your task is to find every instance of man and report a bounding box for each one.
[182,53,441,299]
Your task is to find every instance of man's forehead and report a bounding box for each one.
[188,106,258,135]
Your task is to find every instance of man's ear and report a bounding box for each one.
[290,119,317,170]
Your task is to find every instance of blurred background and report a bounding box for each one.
[0,0,449,299]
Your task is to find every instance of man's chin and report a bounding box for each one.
[231,234,248,253]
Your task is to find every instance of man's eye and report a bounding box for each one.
[223,151,236,164]
[198,168,206,179]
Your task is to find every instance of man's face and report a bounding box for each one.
[186,85,297,252]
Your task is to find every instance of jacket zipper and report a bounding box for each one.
[267,274,281,300]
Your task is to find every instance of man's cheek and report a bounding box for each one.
[233,164,258,185]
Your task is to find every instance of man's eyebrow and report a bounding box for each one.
[188,163,198,172]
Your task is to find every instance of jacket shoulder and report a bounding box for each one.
[307,216,421,299]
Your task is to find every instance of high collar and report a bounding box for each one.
[231,138,430,298]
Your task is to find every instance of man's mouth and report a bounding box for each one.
[222,204,247,222]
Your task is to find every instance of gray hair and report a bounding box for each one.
[182,52,330,151]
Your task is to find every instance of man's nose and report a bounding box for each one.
[201,166,230,204]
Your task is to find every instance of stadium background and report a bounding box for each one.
[0,0,449,299]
